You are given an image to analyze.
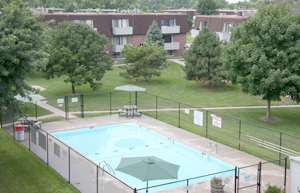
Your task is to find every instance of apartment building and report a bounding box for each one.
[191,15,248,41]
[42,13,189,58]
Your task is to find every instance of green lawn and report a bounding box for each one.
[0,129,79,193]
[27,62,297,108]
[186,31,195,44]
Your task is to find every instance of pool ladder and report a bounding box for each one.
[202,141,218,158]
[99,160,115,175]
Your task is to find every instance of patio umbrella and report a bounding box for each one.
[114,84,146,106]
[14,94,46,120]
[115,156,180,192]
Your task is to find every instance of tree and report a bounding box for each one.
[145,21,164,47]
[197,0,218,15]
[187,14,193,30]
[0,0,50,110]
[183,27,224,86]
[222,3,300,119]
[63,3,78,12]
[43,21,113,94]
[120,40,168,81]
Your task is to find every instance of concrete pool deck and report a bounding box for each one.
[40,114,289,193]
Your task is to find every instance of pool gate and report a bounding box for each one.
[1,114,288,192]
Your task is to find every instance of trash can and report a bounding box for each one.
[15,124,25,141]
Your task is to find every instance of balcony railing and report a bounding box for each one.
[191,29,200,38]
[111,44,132,53]
[216,32,231,42]
[112,27,133,35]
[161,26,180,34]
[164,42,180,50]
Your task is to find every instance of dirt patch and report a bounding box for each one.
[196,85,225,91]
[259,117,281,122]
[30,85,46,91]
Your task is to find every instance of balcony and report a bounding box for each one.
[112,27,133,35]
[161,26,180,34]
[191,29,200,38]
[216,32,231,42]
[164,42,180,50]
[111,44,132,53]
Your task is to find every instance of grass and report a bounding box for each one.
[186,31,195,44]
[27,62,297,108]
[0,129,79,193]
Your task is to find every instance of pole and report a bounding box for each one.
[279,132,282,166]
[146,181,148,193]
[239,120,241,150]
[205,111,208,138]
[156,96,158,119]
[284,157,287,192]
[47,133,49,165]
[35,102,38,120]
[68,147,71,183]
[110,92,112,115]
[179,103,181,128]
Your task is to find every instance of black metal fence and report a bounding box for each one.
[0,91,296,192]
[2,91,300,166]
[0,115,288,193]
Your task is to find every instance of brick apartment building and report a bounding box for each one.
[42,13,189,58]
[191,15,248,41]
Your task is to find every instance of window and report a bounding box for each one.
[167,50,174,56]
[199,21,207,30]
[112,53,123,59]
[112,36,128,45]
[223,22,233,33]
[112,19,129,28]
[74,20,93,28]
[163,35,174,43]
[220,13,226,15]
[161,18,175,26]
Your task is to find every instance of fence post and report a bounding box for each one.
[47,133,49,165]
[279,132,282,166]
[257,162,261,193]
[135,91,137,106]
[187,179,189,193]
[155,96,158,119]
[81,94,84,118]
[239,120,241,150]
[96,166,98,193]
[68,146,71,183]
[110,92,112,115]
[236,167,240,193]
[29,124,31,150]
[178,103,181,128]
[65,95,68,120]
[35,102,38,120]
[0,107,2,128]
[284,157,287,192]
[205,111,208,138]
[234,167,237,193]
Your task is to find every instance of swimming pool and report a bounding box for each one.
[52,122,237,192]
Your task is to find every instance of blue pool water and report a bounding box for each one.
[52,122,237,192]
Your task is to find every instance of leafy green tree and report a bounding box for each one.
[120,40,168,81]
[0,0,50,110]
[43,21,113,94]
[183,27,224,86]
[63,3,78,12]
[197,0,218,15]
[223,3,300,118]
[187,14,193,30]
[145,21,164,47]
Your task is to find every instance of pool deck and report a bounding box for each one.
[41,114,289,193]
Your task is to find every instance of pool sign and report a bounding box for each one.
[185,109,190,114]
[72,97,78,103]
[245,174,253,183]
[212,116,222,128]
[194,110,203,126]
